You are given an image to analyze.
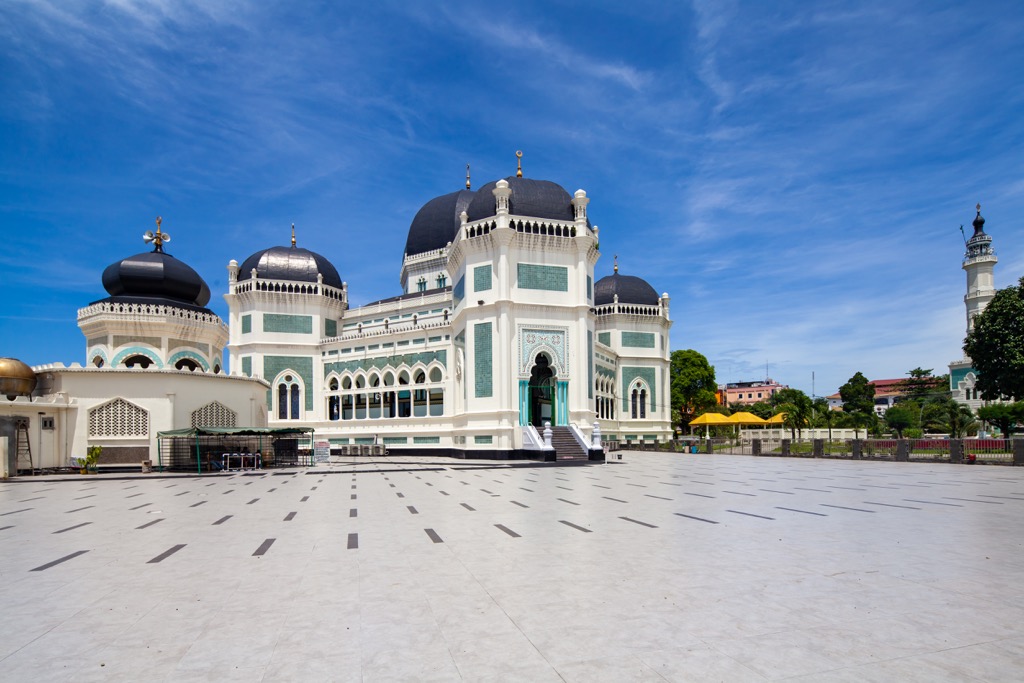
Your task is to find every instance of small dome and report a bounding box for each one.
[594,272,660,306]
[102,251,211,307]
[466,176,575,223]
[405,189,476,258]
[238,245,342,289]
[972,205,987,236]
[0,357,37,399]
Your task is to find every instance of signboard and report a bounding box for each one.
[313,440,331,464]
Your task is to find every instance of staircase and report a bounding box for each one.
[550,426,589,461]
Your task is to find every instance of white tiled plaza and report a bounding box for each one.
[2,452,1023,681]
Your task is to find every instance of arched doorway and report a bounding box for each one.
[528,354,556,428]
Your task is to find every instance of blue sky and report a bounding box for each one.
[2,0,1022,398]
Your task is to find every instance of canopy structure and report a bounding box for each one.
[156,427,317,473]
[765,413,786,424]
[689,412,732,439]
[728,412,767,425]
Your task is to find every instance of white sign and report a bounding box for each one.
[313,440,331,464]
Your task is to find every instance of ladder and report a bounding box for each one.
[15,419,33,474]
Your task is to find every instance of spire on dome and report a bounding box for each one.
[516,150,523,178]
[466,164,471,190]
[291,223,296,248]
[613,254,619,273]
[972,203,986,234]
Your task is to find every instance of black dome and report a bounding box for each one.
[405,189,476,257]
[594,272,660,306]
[238,245,342,289]
[466,176,575,223]
[101,251,211,307]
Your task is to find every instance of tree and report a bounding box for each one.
[839,372,875,437]
[977,401,1024,437]
[670,350,717,429]
[774,388,812,440]
[884,405,915,438]
[946,401,977,438]
[813,397,835,441]
[898,368,947,404]
[964,276,1024,401]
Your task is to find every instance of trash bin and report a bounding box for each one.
[141,460,152,473]
[690,446,698,454]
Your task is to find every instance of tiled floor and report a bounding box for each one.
[2,452,1023,681]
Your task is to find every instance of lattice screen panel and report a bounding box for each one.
[191,401,237,428]
[88,398,150,437]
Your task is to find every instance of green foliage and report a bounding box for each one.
[977,401,1024,437]
[812,397,836,440]
[898,368,949,404]
[904,427,923,439]
[839,372,875,437]
[744,401,774,419]
[964,276,1024,401]
[884,405,915,438]
[774,389,812,439]
[946,401,977,438]
[670,350,717,429]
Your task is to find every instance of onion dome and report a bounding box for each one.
[404,189,476,257]
[965,203,995,261]
[0,357,37,399]
[971,204,987,236]
[238,226,342,289]
[594,264,660,306]
[466,176,575,223]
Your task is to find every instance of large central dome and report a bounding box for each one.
[466,176,574,223]
[404,189,476,258]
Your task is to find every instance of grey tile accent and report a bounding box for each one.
[558,520,592,533]
[136,519,164,529]
[674,513,718,524]
[30,550,89,571]
[619,516,658,528]
[494,524,520,538]
[284,512,297,521]
[775,507,827,516]
[726,510,775,520]
[148,544,186,564]
[53,522,92,534]
[212,515,232,525]
[347,533,358,549]
[820,504,875,513]
[424,528,443,543]
[253,538,275,556]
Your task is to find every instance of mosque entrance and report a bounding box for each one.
[528,354,556,428]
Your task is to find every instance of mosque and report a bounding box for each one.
[1,160,674,472]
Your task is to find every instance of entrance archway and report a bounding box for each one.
[528,354,556,428]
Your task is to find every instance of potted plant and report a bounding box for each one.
[78,445,102,474]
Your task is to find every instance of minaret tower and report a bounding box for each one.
[962,204,997,334]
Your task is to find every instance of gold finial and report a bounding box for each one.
[613,254,619,273]
[516,150,523,178]
[145,216,170,252]
[291,223,296,247]
[466,164,471,190]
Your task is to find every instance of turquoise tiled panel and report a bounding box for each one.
[474,435,493,444]
[323,351,446,376]
[474,322,493,398]
[622,366,657,411]
[474,265,492,292]
[598,332,611,346]
[621,332,656,348]
[587,275,592,300]
[241,356,252,377]
[453,276,465,308]
[329,438,347,445]
[263,314,312,334]
[383,437,408,445]
[950,366,973,389]
[414,436,440,444]
[588,331,594,399]
[241,315,251,334]
[354,437,374,445]
[264,356,314,410]
[517,263,568,292]
[325,319,337,337]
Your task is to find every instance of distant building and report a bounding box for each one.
[719,378,788,406]
[948,205,997,410]
[826,379,907,416]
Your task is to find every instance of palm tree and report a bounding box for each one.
[946,401,977,438]
[813,397,834,442]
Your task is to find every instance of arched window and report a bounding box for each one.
[123,354,153,369]
[436,273,447,288]
[175,358,200,372]
[417,276,427,292]
[277,374,301,420]
[631,389,638,419]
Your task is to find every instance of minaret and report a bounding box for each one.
[962,204,997,335]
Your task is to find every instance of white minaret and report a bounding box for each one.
[962,204,997,334]
[950,204,997,409]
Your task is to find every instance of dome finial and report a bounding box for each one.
[516,150,523,178]
[291,223,296,248]
[466,163,471,190]
[143,216,170,253]
[613,254,619,273]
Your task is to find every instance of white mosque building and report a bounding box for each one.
[2,163,673,472]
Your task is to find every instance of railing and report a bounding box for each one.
[77,301,226,328]
[592,302,663,317]
[230,278,346,302]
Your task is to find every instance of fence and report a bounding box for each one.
[693,437,1024,465]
